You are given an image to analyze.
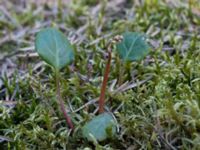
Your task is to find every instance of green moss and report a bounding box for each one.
[0,0,200,149]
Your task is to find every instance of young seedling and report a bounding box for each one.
[82,112,117,142]
[35,27,74,129]
[98,35,123,114]
[116,32,150,84]
[99,32,150,113]
[82,32,149,142]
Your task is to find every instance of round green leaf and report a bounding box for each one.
[116,32,149,62]
[82,113,117,142]
[35,27,74,70]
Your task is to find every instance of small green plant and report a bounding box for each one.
[98,32,150,114]
[82,113,117,142]
[35,28,149,140]
[82,32,150,141]
[35,27,74,129]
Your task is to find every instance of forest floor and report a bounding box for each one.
[0,0,200,149]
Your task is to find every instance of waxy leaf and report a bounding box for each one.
[35,27,74,70]
[82,113,117,141]
[116,32,149,61]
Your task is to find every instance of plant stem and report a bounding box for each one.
[98,35,123,113]
[55,70,74,129]
[98,45,112,113]
[118,58,124,86]
[125,61,132,81]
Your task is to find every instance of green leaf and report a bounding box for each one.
[116,32,149,62]
[35,27,74,70]
[82,113,117,142]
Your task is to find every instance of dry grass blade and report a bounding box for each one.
[0,135,12,143]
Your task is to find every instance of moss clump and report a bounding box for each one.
[0,0,200,149]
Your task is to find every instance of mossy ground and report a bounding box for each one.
[0,0,200,149]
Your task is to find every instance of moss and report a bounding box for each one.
[0,0,200,149]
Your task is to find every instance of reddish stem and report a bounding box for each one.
[98,50,112,113]
[56,71,74,129]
